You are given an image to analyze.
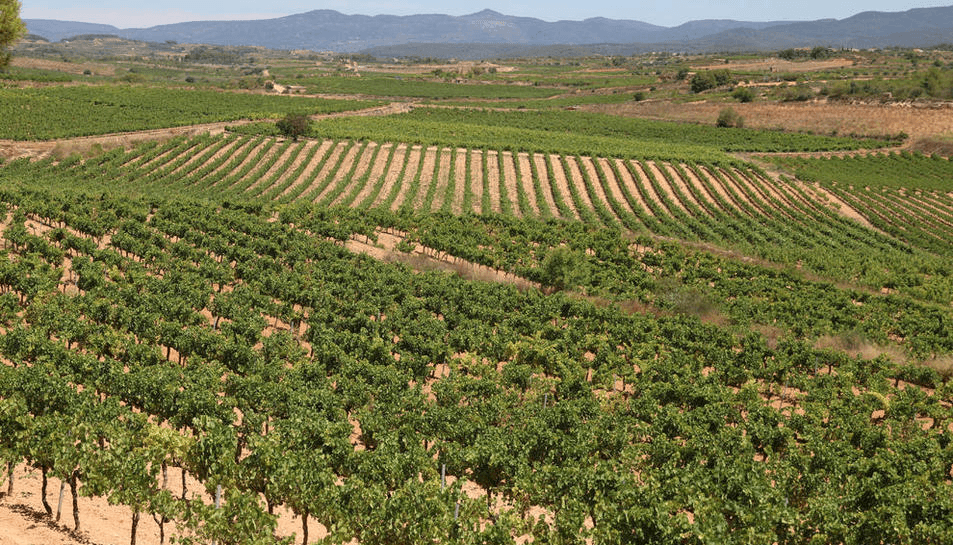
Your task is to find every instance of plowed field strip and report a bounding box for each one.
[794,181,878,229]
[718,167,774,217]
[831,187,906,231]
[877,190,953,231]
[468,149,484,215]
[243,142,301,196]
[597,157,638,220]
[485,150,502,214]
[516,152,542,218]
[166,136,233,179]
[294,141,347,201]
[430,148,453,213]
[546,154,580,221]
[743,168,812,218]
[500,151,523,218]
[160,136,242,189]
[644,161,688,215]
[533,153,559,218]
[913,193,953,222]
[138,138,197,172]
[258,140,321,200]
[614,159,653,217]
[249,141,309,197]
[389,144,422,211]
[562,157,598,221]
[368,143,407,209]
[868,190,953,236]
[277,140,334,200]
[332,141,380,208]
[228,139,286,192]
[212,138,273,191]
[697,165,752,218]
[663,163,710,217]
[629,160,671,216]
[577,156,619,223]
[728,168,797,221]
[352,142,394,208]
[928,192,953,213]
[521,153,554,218]
[677,163,722,214]
[413,146,439,210]
[314,141,364,204]
[451,147,467,215]
[691,164,741,216]
[186,137,261,193]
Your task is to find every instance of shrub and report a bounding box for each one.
[690,69,731,93]
[716,107,744,128]
[539,246,588,293]
[633,91,647,101]
[276,113,311,141]
[732,86,754,102]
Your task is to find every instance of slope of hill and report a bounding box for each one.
[24,5,953,54]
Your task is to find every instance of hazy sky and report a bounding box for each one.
[21,0,953,29]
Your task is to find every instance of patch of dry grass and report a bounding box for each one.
[922,354,953,382]
[814,332,907,363]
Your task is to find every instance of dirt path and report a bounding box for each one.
[796,182,877,229]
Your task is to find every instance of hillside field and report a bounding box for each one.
[1,43,952,545]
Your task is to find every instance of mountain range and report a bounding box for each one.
[24,5,953,58]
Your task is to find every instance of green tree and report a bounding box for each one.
[0,0,26,68]
[716,107,744,128]
[276,113,311,141]
[539,246,588,293]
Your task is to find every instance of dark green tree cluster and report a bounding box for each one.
[690,69,732,93]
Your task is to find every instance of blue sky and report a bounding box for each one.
[21,0,953,28]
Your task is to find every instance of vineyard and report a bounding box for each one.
[0,86,379,140]
[0,46,952,545]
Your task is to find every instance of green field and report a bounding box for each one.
[0,46,951,545]
[0,86,380,140]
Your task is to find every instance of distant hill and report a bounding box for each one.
[23,5,953,57]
